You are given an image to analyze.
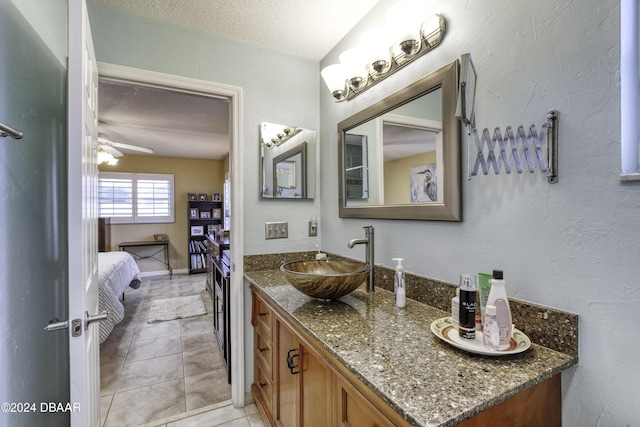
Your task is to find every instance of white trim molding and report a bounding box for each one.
[97,62,246,407]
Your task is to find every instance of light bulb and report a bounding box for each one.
[339,48,369,91]
[321,64,349,102]
[360,27,392,78]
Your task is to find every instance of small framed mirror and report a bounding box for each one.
[261,122,316,199]
[338,60,461,220]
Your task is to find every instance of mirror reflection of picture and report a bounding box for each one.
[410,164,438,202]
[276,161,296,188]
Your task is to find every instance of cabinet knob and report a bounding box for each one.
[259,347,267,353]
[258,312,267,317]
[259,382,267,389]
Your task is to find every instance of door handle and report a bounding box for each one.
[45,311,107,336]
[85,311,108,330]
[44,319,69,332]
[286,349,300,375]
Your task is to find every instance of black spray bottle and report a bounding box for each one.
[458,274,477,340]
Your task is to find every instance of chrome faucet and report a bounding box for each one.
[347,226,375,293]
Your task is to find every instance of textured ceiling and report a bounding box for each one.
[98,79,230,160]
[92,0,381,160]
[88,0,381,61]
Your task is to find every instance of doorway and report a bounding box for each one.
[96,62,245,422]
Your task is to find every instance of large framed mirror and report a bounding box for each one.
[261,122,316,199]
[338,60,461,221]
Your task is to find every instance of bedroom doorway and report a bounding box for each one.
[96,63,245,424]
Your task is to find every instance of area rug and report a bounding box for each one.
[147,294,207,323]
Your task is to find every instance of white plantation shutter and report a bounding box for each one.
[98,172,174,223]
[98,177,133,219]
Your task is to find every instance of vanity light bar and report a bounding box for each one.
[321,14,446,102]
[264,127,302,149]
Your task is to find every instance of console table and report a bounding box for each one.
[119,240,172,277]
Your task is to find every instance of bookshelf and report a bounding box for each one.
[187,199,222,274]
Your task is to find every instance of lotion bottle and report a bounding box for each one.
[486,270,512,350]
[392,258,406,308]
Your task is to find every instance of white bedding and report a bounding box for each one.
[98,251,141,343]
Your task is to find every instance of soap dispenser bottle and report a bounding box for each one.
[486,270,513,350]
[392,258,406,308]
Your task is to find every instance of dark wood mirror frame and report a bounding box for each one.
[338,60,461,221]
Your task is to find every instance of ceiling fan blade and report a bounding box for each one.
[100,145,124,158]
[111,141,154,154]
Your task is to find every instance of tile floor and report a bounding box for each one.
[99,274,263,427]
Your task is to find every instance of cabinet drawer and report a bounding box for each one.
[255,363,273,414]
[252,294,273,338]
[255,329,273,379]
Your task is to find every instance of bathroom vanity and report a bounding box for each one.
[245,268,577,427]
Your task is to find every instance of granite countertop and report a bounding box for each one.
[245,269,578,427]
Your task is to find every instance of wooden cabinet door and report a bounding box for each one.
[274,318,331,427]
[334,373,395,427]
[300,343,331,426]
[275,319,298,427]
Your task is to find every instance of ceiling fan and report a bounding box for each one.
[97,133,154,164]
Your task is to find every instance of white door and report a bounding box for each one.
[68,1,101,425]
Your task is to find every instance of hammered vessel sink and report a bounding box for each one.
[280,259,370,300]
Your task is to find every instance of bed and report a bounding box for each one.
[98,251,141,343]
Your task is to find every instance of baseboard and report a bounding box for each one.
[139,268,188,277]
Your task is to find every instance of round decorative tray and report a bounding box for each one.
[430,317,531,356]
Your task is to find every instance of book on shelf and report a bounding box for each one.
[189,239,209,254]
[190,253,207,270]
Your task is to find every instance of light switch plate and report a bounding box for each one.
[265,221,288,239]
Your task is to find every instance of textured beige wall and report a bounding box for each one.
[99,154,226,272]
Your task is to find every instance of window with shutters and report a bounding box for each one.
[620,0,640,180]
[98,172,175,223]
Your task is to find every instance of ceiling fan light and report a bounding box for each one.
[98,149,118,165]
